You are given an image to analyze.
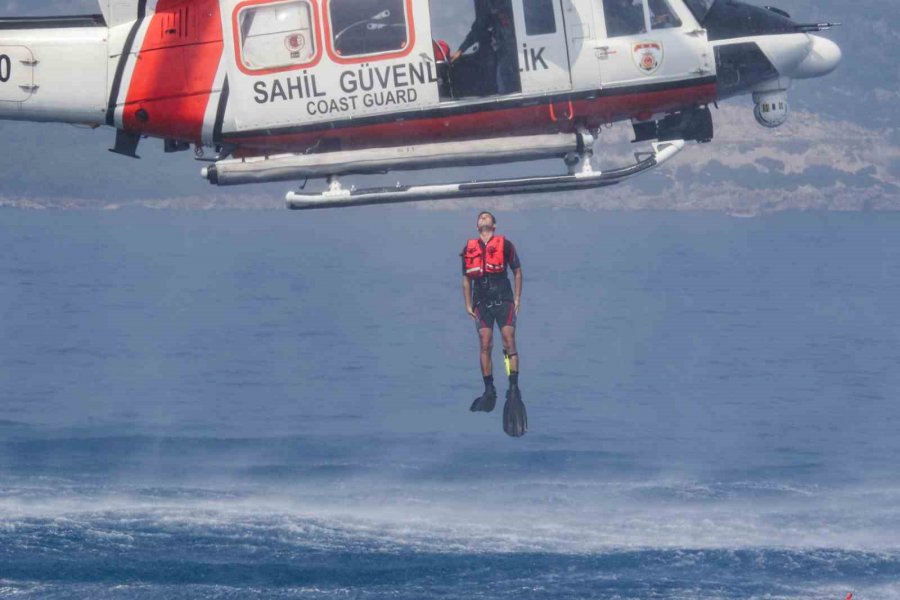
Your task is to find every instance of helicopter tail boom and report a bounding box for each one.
[0,18,109,125]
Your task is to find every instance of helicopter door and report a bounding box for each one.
[512,0,572,94]
[596,0,709,88]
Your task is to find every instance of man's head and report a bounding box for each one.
[477,211,497,234]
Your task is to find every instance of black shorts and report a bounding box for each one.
[474,301,517,331]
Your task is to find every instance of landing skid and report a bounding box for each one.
[286,140,685,210]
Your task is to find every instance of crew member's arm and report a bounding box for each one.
[513,267,523,314]
[452,2,488,62]
[463,277,477,320]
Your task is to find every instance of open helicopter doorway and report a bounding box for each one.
[428,0,572,101]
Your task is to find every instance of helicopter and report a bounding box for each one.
[0,0,840,209]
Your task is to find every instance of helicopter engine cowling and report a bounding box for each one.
[753,90,789,128]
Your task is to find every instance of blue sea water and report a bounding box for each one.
[0,208,899,599]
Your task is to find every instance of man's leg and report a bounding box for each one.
[475,305,497,391]
[470,325,498,412]
[500,322,527,436]
[496,50,519,95]
[500,325,518,378]
[496,58,510,95]
[479,327,494,377]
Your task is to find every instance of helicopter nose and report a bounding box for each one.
[793,35,842,79]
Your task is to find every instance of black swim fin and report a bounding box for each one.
[503,385,528,437]
[470,386,497,413]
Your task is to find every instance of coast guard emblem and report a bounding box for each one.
[633,42,663,75]
[285,33,306,58]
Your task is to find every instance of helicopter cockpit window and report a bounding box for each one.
[523,0,556,35]
[649,0,682,29]
[328,0,410,59]
[237,0,317,72]
[683,0,715,23]
[603,0,647,38]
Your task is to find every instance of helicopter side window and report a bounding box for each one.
[649,0,682,29]
[327,0,410,61]
[523,0,557,35]
[603,0,647,38]
[236,0,318,73]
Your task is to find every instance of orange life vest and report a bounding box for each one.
[464,236,506,279]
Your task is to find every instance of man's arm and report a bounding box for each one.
[463,277,477,320]
[452,3,488,61]
[513,267,523,313]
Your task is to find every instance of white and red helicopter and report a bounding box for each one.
[0,0,840,209]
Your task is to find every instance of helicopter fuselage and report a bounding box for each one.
[0,0,840,205]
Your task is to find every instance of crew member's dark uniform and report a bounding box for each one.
[458,0,520,95]
[461,236,521,330]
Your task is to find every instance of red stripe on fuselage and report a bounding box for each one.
[123,0,223,141]
[226,82,717,157]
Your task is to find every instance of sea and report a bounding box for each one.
[1,208,898,599]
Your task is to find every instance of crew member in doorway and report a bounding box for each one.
[462,211,527,437]
[451,0,520,95]
[648,0,680,28]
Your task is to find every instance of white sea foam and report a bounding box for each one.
[1,478,898,555]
